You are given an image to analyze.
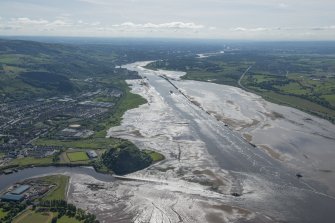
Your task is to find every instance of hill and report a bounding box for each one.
[102,141,152,175]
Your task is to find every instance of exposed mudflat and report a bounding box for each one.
[67,61,335,223]
[176,80,335,195]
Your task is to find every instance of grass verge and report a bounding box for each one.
[58,215,81,223]
[40,175,69,201]
[10,157,53,166]
[144,150,165,162]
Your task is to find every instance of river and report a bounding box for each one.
[2,61,335,223]
[113,61,335,223]
[0,166,114,192]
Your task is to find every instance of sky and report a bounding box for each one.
[0,0,335,40]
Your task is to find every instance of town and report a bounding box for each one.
[0,85,123,169]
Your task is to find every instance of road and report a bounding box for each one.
[237,65,252,90]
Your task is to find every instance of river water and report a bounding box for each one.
[2,61,335,223]
[0,166,114,192]
[116,61,335,223]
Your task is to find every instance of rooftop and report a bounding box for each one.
[87,150,98,158]
[11,185,30,195]
[0,193,24,201]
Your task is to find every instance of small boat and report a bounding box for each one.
[231,192,241,197]
[296,173,303,178]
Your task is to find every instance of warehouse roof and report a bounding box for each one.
[11,185,30,195]
[0,193,24,202]
[87,150,98,158]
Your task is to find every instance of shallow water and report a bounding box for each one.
[0,166,114,192]
[111,61,335,223]
[175,79,335,195]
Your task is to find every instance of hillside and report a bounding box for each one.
[0,39,121,101]
[102,141,153,175]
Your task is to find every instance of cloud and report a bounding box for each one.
[0,17,205,37]
[8,17,72,28]
[11,17,49,25]
[77,0,110,5]
[311,25,335,30]
[5,17,204,32]
[112,22,204,29]
[278,3,289,9]
[4,17,100,30]
[231,25,335,32]
[232,27,270,32]
[1,14,334,40]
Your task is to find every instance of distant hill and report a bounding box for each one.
[0,39,118,101]
[18,71,74,93]
[0,39,72,56]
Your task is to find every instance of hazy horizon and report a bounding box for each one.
[1,0,335,41]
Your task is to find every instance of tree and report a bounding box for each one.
[4,136,10,143]
[51,217,58,223]
[102,142,152,175]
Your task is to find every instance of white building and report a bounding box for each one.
[87,150,98,159]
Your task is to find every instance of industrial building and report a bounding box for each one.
[0,193,24,202]
[0,185,30,202]
[87,150,98,159]
[11,185,30,195]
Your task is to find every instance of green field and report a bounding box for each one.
[13,210,53,223]
[10,156,53,166]
[13,210,81,223]
[144,150,165,162]
[0,208,7,219]
[40,175,69,201]
[34,137,122,150]
[66,152,89,162]
[261,91,335,117]
[58,215,82,223]
[242,72,335,122]
[322,95,335,107]
[104,84,147,128]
